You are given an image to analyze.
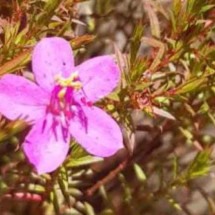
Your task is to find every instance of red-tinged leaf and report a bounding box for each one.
[0,49,31,76]
[152,106,176,120]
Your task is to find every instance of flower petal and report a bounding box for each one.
[69,106,123,157]
[0,74,48,122]
[23,116,70,174]
[76,56,120,102]
[32,37,75,91]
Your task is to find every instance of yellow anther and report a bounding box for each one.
[59,79,70,87]
[58,88,67,99]
[54,71,82,90]
[69,81,82,90]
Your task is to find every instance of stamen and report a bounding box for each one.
[46,72,88,141]
[81,97,93,107]
[55,71,80,86]
[58,87,67,99]
[69,81,82,90]
[42,119,47,132]
[52,118,59,141]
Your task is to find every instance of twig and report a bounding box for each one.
[86,159,129,196]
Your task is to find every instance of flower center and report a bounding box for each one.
[44,72,85,140]
[55,71,82,92]
[49,71,82,118]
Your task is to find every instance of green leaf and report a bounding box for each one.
[28,184,45,193]
[96,0,113,16]
[0,49,31,75]
[133,163,147,182]
[69,188,83,198]
[200,4,215,13]
[208,113,215,125]
[66,143,103,167]
[37,0,61,26]
[175,78,205,94]
[50,189,60,214]
[198,102,209,114]
[66,155,103,167]
[130,24,144,63]
[179,127,193,140]
[141,37,165,71]
[84,202,95,215]
[173,0,182,16]
[0,177,8,195]
[134,81,151,90]
[58,175,71,206]
[0,120,28,142]
[144,1,160,38]
[167,196,182,211]
[71,35,96,49]
[186,151,211,179]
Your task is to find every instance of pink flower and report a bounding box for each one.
[0,37,123,174]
